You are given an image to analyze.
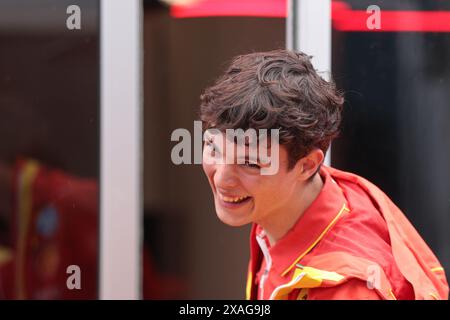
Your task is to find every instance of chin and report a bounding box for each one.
[215,209,250,227]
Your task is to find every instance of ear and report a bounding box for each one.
[295,149,324,181]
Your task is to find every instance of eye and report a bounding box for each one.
[242,160,260,169]
[204,139,219,156]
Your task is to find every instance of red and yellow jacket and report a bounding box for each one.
[0,159,98,299]
[246,165,449,300]
[0,158,185,299]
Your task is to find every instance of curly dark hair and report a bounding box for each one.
[199,49,344,169]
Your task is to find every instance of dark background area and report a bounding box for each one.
[142,2,285,298]
[0,0,99,177]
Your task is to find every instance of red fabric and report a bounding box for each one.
[11,159,98,299]
[247,165,448,300]
[308,279,381,300]
[328,166,448,299]
[1,158,183,299]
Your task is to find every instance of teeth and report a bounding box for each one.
[221,195,249,203]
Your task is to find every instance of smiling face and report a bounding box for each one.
[202,132,303,227]
[199,50,341,231]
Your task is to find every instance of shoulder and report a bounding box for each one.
[310,178,393,268]
[301,168,413,299]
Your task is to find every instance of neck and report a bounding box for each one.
[259,172,324,246]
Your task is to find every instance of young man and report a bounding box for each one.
[199,49,448,300]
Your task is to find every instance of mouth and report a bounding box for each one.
[217,193,252,208]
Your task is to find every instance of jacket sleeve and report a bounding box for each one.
[306,279,383,300]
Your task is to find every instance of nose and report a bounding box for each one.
[214,164,239,189]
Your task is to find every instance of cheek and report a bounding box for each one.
[252,176,290,204]
[202,146,217,179]
[242,176,270,200]
[202,163,214,180]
